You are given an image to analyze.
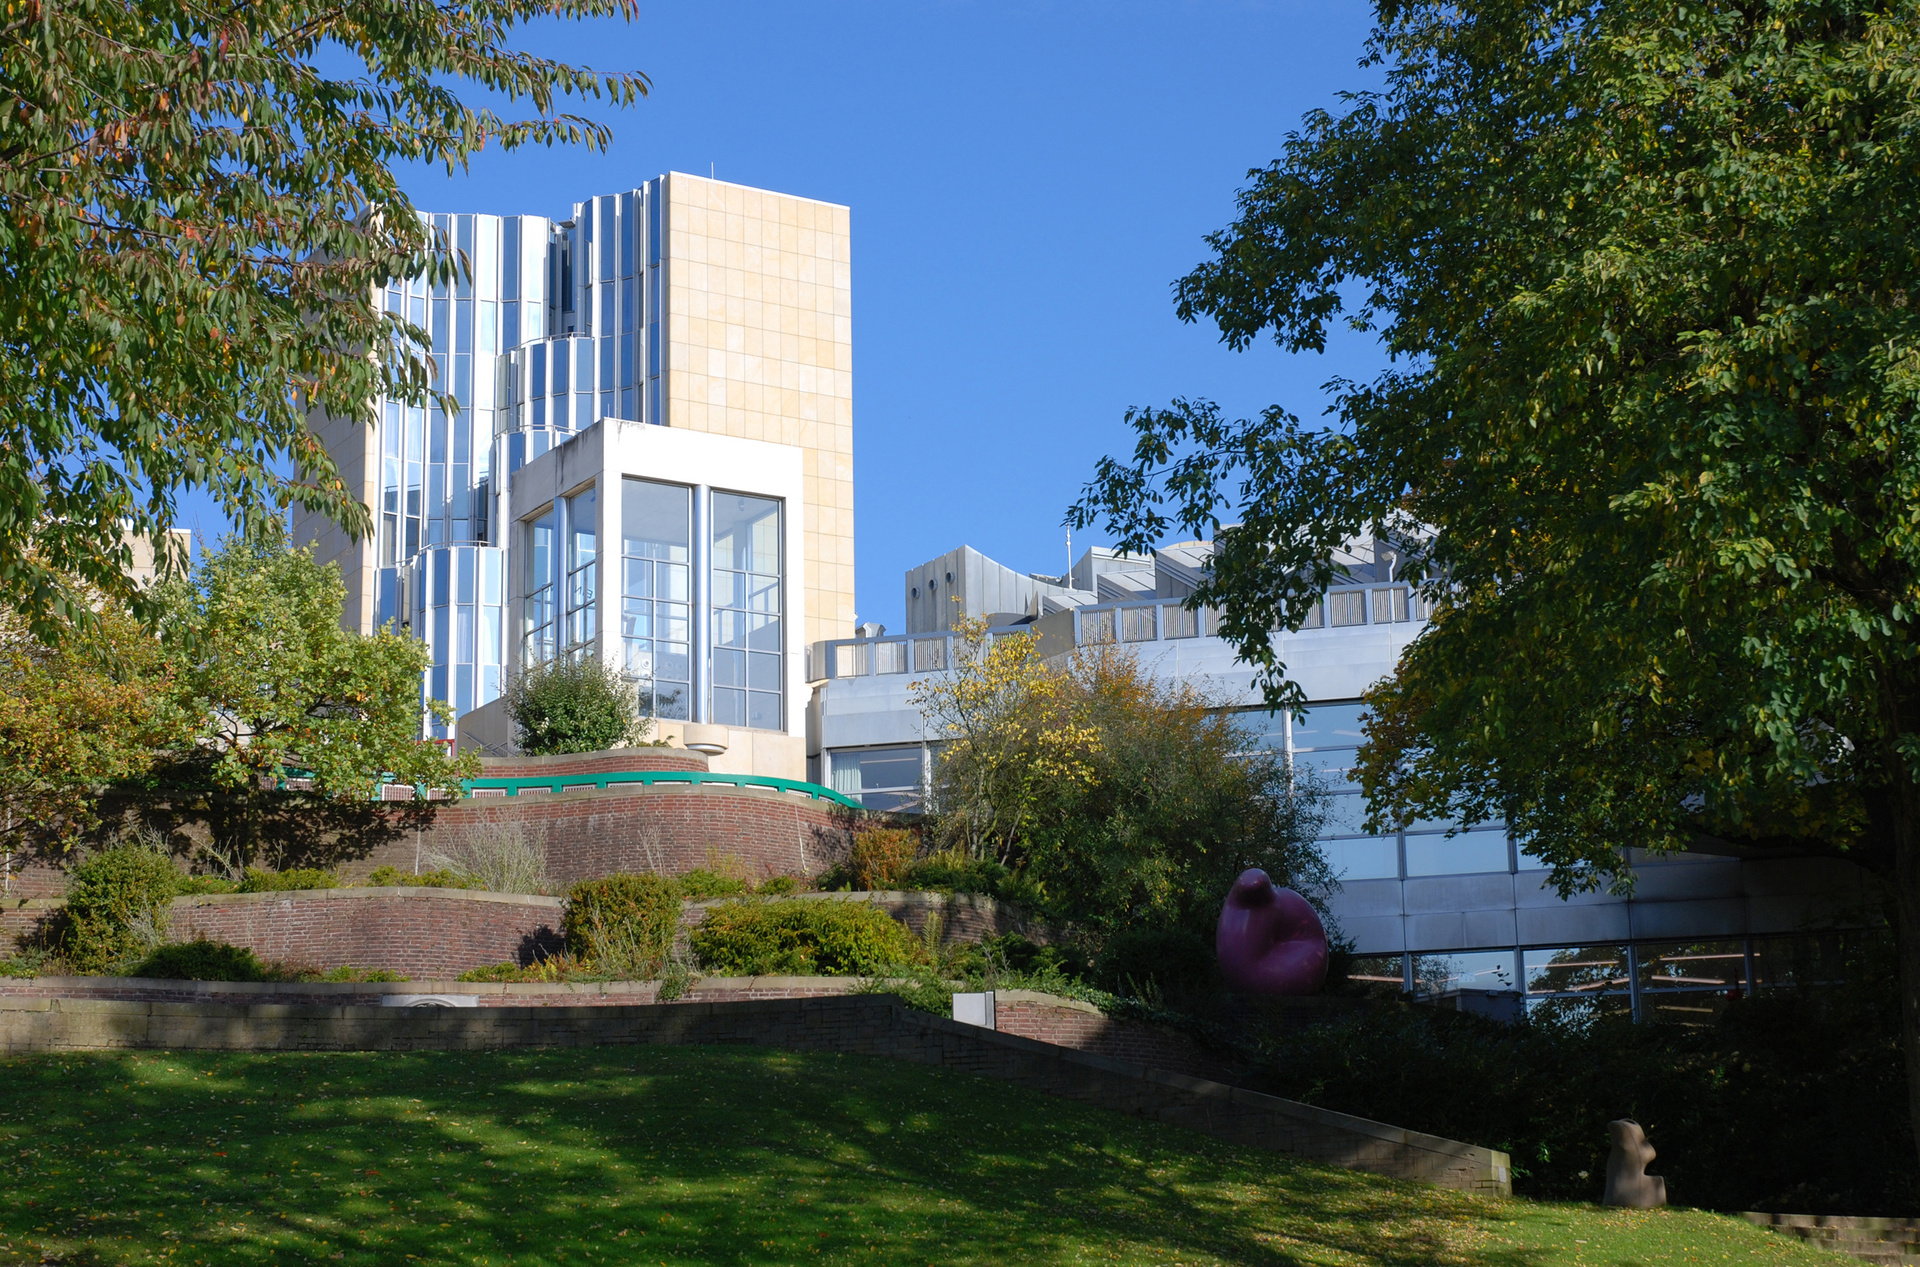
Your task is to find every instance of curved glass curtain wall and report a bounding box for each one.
[373,183,665,734]
[500,183,659,479]
[374,211,549,634]
[407,544,508,740]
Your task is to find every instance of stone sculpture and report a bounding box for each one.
[1214,868,1329,996]
[1602,1118,1667,1208]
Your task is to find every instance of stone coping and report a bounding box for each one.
[170,887,563,910]
[993,989,1103,1016]
[0,974,879,997]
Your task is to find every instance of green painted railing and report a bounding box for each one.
[461,769,862,809]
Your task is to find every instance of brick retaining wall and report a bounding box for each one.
[0,992,1511,1195]
[170,889,565,979]
[5,887,1058,973]
[358,783,857,887]
[992,990,1246,1083]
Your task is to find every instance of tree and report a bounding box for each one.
[504,654,649,755]
[914,621,1329,941]
[0,602,182,860]
[0,0,646,640]
[910,619,1102,864]
[1070,0,1920,1163]
[151,532,473,869]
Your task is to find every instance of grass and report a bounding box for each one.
[0,1045,1841,1267]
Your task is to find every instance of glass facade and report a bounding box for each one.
[563,487,597,653]
[620,478,692,720]
[406,544,507,740]
[367,182,675,737]
[502,181,660,477]
[711,492,783,730]
[829,746,926,812]
[523,506,557,665]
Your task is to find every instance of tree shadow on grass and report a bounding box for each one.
[0,1046,1573,1267]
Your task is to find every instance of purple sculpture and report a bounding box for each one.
[1215,868,1329,996]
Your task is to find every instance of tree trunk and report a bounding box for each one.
[1893,797,1920,1196]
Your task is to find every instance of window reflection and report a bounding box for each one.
[621,478,691,721]
[711,492,782,730]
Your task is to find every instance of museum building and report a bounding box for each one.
[296,171,1878,1017]
[806,536,1882,1017]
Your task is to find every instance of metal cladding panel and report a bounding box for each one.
[1513,871,1623,909]
[1404,912,1469,951]
[1324,878,1405,921]
[1459,909,1520,950]
[1515,902,1631,947]
[1401,873,1517,916]
[1627,898,1748,941]
[1627,858,1745,901]
[1333,915,1406,955]
[1739,855,1877,897]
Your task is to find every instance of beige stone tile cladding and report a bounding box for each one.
[664,174,854,647]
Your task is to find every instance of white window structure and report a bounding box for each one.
[830,746,928,812]
[710,493,783,730]
[563,486,597,653]
[523,506,558,664]
[620,477,693,720]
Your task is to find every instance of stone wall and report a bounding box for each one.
[169,889,564,979]
[0,992,1512,1196]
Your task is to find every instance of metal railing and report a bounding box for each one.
[460,768,861,808]
[809,585,1437,680]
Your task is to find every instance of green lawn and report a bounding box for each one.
[0,1046,1836,1267]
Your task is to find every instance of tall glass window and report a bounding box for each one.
[711,493,783,730]
[523,506,557,664]
[563,487,596,653]
[621,478,692,720]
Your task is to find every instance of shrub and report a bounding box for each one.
[367,865,470,889]
[129,939,272,982]
[0,948,61,979]
[690,900,917,977]
[304,965,408,982]
[1261,982,1911,1212]
[847,827,916,890]
[754,875,799,896]
[505,655,648,755]
[677,868,749,900]
[900,850,1008,895]
[1093,927,1217,1000]
[560,874,679,978]
[58,843,183,972]
[174,875,237,895]
[946,931,1088,982]
[458,954,603,984]
[425,822,549,894]
[236,867,337,893]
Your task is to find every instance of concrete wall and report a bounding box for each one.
[0,992,1511,1195]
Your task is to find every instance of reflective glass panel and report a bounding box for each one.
[620,478,692,720]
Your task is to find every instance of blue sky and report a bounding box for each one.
[197,2,1391,630]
